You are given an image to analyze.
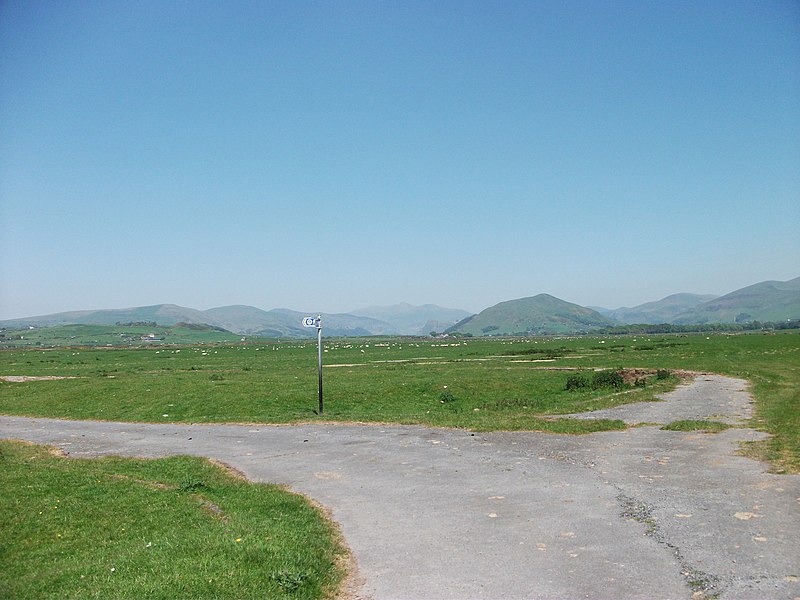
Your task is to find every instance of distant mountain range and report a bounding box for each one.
[444,276,799,336]
[350,303,471,336]
[1,276,797,337]
[0,303,469,338]
[203,306,399,338]
[591,278,800,325]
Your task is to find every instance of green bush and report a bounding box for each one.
[591,370,624,390]
[656,369,671,380]
[179,476,206,492]
[564,374,589,391]
[270,570,310,592]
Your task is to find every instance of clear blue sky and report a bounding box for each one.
[1,0,798,319]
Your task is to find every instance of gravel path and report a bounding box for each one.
[564,373,755,425]
[1,374,798,600]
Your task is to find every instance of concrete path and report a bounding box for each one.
[1,375,798,599]
[564,374,755,425]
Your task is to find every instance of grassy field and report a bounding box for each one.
[1,330,797,598]
[1,330,797,468]
[0,337,678,434]
[0,440,348,599]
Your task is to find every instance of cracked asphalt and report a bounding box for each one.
[2,374,798,599]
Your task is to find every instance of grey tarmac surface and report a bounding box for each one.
[1,374,799,600]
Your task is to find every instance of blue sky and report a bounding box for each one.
[1,0,798,319]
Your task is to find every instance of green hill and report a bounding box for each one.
[0,304,398,338]
[3,276,796,338]
[203,305,287,334]
[672,277,800,324]
[601,293,719,324]
[201,307,398,338]
[0,323,242,348]
[446,294,616,336]
[0,304,222,329]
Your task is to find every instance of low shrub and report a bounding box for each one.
[179,476,206,492]
[591,369,624,390]
[564,374,589,391]
[270,570,310,592]
[439,389,456,403]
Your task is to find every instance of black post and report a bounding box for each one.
[317,316,323,415]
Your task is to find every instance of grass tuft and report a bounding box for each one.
[661,420,732,433]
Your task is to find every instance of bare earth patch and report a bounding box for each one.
[0,375,80,382]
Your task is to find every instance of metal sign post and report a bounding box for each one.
[302,315,323,414]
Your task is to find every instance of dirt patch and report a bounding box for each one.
[616,368,698,385]
[296,490,366,600]
[197,498,228,522]
[618,368,658,385]
[6,438,69,458]
[208,458,250,482]
[0,375,80,382]
[109,473,174,490]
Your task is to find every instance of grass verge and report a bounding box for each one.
[660,420,732,433]
[0,440,348,599]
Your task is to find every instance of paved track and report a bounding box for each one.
[2,374,798,599]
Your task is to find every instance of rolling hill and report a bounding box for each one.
[446,294,616,336]
[0,304,400,338]
[2,276,797,339]
[202,305,281,334]
[596,293,720,324]
[244,308,398,338]
[671,277,800,324]
[0,304,219,329]
[0,323,242,348]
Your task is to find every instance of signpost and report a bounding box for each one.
[302,315,323,414]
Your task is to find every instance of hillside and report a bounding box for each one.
[247,308,398,338]
[0,323,242,348]
[0,304,399,338]
[2,276,797,338]
[446,294,616,336]
[0,304,222,329]
[350,303,471,335]
[672,277,800,324]
[598,293,719,324]
[203,305,277,333]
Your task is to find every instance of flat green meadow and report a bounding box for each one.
[1,331,798,467]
